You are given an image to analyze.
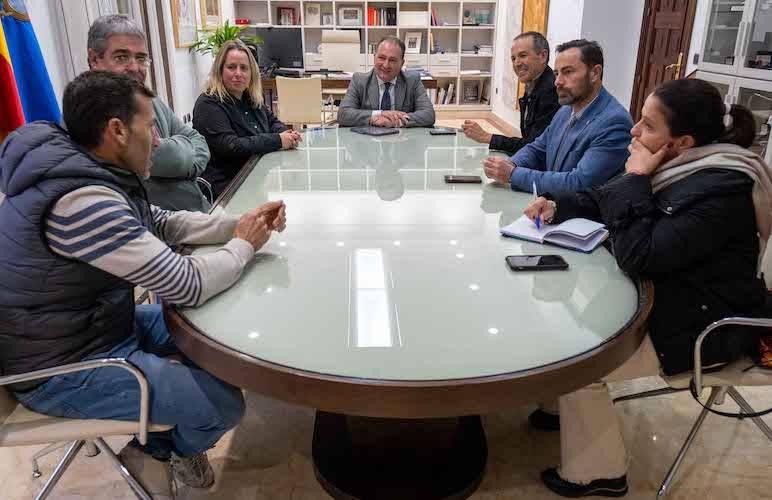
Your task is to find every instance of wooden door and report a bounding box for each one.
[630,0,697,121]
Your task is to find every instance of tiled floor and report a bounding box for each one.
[2,378,770,499]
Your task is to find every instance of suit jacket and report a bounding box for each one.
[489,67,559,155]
[509,86,633,195]
[337,69,436,127]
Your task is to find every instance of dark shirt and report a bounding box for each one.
[193,92,289,199]
[489,66,560,156]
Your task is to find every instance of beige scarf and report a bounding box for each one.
[650,143,772,275]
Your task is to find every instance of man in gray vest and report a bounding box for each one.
[0,71,286,498]
[88,14,212,211]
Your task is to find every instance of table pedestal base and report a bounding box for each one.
[312,411,487,500]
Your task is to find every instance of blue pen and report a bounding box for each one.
[532,181,541,229]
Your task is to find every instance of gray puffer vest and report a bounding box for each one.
[0,122,154,390]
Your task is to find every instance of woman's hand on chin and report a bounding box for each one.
[625,138,669,176]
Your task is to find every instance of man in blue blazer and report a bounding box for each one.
[483,39,632,195]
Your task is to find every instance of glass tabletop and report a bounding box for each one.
[179,127,640,381]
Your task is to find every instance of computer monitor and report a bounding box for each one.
[252,28,303,69]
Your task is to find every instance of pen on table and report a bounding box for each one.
[532,181,541,229]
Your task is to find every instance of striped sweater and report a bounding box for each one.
[39,185,254,306]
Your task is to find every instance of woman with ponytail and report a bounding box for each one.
[524,78,772,497]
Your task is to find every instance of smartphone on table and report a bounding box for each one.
[444,174,482,184]
[506,255,569,271]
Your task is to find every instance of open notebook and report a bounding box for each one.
[500,215,609,253]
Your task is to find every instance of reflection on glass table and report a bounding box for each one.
[258,126,499,195]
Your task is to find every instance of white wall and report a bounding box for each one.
[546,0,584,55]
[686,0,710,75]
[491,0,522,128]
[26,0,74,103]
[580,0,645,109]
[159,0,208,117]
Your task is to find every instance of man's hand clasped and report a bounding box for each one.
[279,130,302,150]
[370,111,409,128]
[233,200,287,252]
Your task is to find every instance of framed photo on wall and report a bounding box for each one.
[171,0,198,47]
[405,32,422,54]
[200,0,221,29]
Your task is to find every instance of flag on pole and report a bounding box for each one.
[0,0,61,142]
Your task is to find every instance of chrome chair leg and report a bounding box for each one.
[93,437,153,500]
[35,439,85,500]
[657,387,720,499]
[31,442,69,478]
[726,386,772,441]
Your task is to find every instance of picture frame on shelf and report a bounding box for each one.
[322,13,333,26]
[405,31,422,54]
[305,3,321,26]
[338,6,363,26]
[171,0,197,48]
[199,0,221,29]
[278,7,297,26]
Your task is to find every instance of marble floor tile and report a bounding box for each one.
[1,380,770,500]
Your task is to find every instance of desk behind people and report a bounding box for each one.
[337,36,435,128]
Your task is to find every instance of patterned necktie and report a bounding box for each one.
[380,82,392,111]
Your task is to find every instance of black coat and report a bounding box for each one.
[489,67,560,155]
[193,93,288,199]
[551,169,767,375]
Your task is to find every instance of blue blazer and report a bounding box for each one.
[509,86,633,195]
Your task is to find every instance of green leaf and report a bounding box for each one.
[188,19,263,56]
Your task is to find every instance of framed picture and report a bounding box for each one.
[405,31,422,54]
[171,0,197,48]
[305,3,321,26]
[199,0,221,29]
[322,13,333,26]
[338,7,362,26]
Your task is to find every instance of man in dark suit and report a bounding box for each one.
[483,39,632,195]
[337,36,436,128]
[462,32,559,155]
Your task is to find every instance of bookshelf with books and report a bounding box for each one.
[231,0,498,109]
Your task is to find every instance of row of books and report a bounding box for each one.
[424,80,490,105]
[367,7,397,26]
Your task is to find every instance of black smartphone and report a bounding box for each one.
[506,255,569,271]
[445,174,482,184]
[430,128,457,135]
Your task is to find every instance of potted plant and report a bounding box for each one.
[188,20,262,56]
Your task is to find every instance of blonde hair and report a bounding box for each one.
[204,40,264,107]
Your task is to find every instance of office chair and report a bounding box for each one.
[0,359,173,500]
[614,318,772,498]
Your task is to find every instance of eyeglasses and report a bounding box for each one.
[110,54,152,67]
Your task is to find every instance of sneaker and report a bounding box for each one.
[528,408,561,431]
[169,451,215,488]
[117,445,175,500]
[541,467,628,498]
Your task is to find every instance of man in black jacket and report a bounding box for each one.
[462,32,559,155]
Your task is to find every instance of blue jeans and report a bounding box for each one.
[15,305,245,458]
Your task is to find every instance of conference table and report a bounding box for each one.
[164,127,652,499]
